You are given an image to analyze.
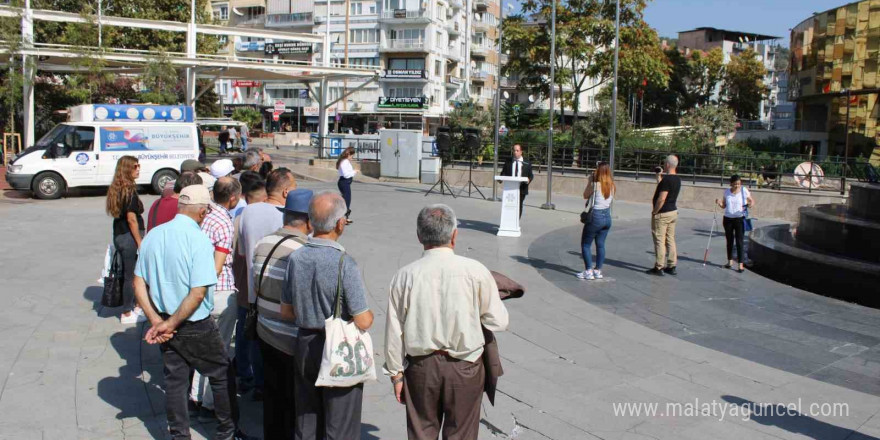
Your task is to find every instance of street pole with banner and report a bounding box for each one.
[609,0,621,173]
[541,0,557,210]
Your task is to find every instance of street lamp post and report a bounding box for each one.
[609,0,620,172]
[541,0,557,210]
[492,2,509,201]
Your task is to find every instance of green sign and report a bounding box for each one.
[378,97,427,109]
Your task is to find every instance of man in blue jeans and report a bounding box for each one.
[134,185,249,440]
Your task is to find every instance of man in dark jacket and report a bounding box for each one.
[501,144,534,218]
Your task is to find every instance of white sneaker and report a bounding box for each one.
[593,270,603,279]
[120,313,138,325]
[576,270,595,280]
[133,307,147,323]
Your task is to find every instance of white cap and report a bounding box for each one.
[198,172,216,191]
[210,159,235,178]
[179,184,212,205]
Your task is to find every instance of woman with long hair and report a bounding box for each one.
[577,162,615,280]
[715,174,755,273]
[336,146,357,224]
[106,156,145,324]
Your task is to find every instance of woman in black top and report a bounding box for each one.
[105,156,145,324]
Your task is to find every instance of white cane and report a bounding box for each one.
[703,204,718,266]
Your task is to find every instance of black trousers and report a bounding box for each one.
[160,317,238,440]
[338,177,353,218]
[260,337,297,440]
[723,216,745,262]
[294,330,363,440]
[519,191,526,219]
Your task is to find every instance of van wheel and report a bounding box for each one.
[32,172,66,200]
[152,169,178,195]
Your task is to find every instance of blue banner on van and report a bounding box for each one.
[93,105,195,122]
[100,126,194,151]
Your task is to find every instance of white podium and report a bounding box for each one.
[495,176,529,237]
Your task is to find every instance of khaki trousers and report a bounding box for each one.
[404,352,484,440]
[651,211,678,268]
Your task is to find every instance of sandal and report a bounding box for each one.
[723,263,732,269]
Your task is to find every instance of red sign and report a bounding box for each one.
[233,80,262,88]
[274,100,286,112]
[273,114,280,121]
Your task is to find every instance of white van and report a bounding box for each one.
[6,104,199,199]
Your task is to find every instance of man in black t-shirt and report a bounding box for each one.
[648,155,682,276]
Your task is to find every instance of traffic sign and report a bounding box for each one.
[273,114,280,121]
[499,125,509,136]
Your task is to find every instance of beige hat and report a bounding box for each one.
[197,172,216,191]
[179,184,212,205]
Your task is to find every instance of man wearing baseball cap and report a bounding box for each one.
[252,189,313,438]
[134,184,247,440]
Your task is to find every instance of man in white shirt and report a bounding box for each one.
[501,144,534,218]
[385,204,509,440]
[228,126,239,150]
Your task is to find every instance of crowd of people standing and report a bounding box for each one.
[104,152,510,440]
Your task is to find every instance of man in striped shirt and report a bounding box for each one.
[191,176,242,420]
[253,189,313,439]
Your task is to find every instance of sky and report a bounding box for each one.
[643,0,843,46]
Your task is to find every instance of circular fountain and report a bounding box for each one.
[750,182,880,307]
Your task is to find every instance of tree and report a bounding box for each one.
[573,96,632,153]
[722,48,768,119]
[680,104,736,153]
[686,47,724,107]
[139,54,180,104]
[503,0,669,132]
[447,103,494,158]
[232,107,262,131]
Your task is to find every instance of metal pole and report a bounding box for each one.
[492,0,504,201]
[97,0,102,47]
[608,0,620,173]
[843,90,850,195]
[541,0,556,210]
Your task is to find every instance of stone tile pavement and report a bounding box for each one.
[2,173,880,439]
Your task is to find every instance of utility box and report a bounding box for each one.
[379,129,421,179]
[421,157,441,184]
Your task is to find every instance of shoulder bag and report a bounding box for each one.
[244,235,294,340]
[315,252,377,387]
[101,250,124,308]
[741,189,754,232]
[579,176,597,224]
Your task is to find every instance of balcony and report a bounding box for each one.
[265,98,311,108]
[500,77,518,87]
[474,0,488,8]
[266,12,314,27]
[470,43,491,57]
[380,69,428,82]
[471,70,491,82]
[235,14,266,27]
[379,9,432,23]
[446,21,461,37]
[450,0,463,9]
[473,15,495,31]
[446,48,462,62]
[445,75,463,88]
[380,39,428,52]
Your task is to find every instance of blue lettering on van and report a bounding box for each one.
[75,153,89,165]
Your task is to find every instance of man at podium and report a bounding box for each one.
[501,144,534,218]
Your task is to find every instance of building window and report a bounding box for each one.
[350,57,379,68]
[349,29,379,43]
[436,30,443,49]
[350,2,363,15]
[389,87,423,97]
[388,58,425,70]
[435,60,442,76]
[217,5,229,20]
[218,35,228,45]
[474,32,485,45]
[391,28,425,41]
[369,4,376,13]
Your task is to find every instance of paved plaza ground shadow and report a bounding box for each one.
[457,218,499,235]
[721,396,879,440]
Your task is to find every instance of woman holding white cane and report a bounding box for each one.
[715,175,755,273]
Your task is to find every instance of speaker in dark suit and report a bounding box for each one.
[500,144,533,218]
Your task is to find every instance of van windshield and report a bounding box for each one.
[35,124,68,148]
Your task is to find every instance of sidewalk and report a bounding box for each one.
[1,173,879,439]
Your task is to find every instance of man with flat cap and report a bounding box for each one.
[253,189,313,439]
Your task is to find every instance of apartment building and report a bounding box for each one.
[211,0,501,134]
[677,27,783,126]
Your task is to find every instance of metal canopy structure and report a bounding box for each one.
[0,3,379,147]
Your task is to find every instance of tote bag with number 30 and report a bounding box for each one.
[316,252,377,387]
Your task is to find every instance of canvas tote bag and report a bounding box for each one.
[315,252,377,387]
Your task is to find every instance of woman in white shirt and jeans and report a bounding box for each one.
[715,174,755,272]
[578,162,615,280]
[336,146,357,224]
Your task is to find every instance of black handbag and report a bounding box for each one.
[101,251,124,308]
[580,177,597,224]
[245,235,294,340]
